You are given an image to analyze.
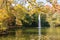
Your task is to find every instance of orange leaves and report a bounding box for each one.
[44,3,60,13]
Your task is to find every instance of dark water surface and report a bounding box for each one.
[0,27,60,40]
[0,28,39,40]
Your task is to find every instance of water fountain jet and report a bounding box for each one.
[38,14,41,40]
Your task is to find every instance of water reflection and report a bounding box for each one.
[0,27,60,40]
[0,28,38,40]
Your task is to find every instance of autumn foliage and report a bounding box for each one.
[0,0,60,30]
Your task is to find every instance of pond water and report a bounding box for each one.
[0,27,60,40]
[0,28,39,40]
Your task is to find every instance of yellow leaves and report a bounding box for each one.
[31,0,36,2]
[0,8,9,20]
[14,4,24,10]
[46,17,51,22]
[16,19,22,25]
[16,4,23,8]
[14,4,28,13]
[14,4,28,16]
[27,0,36,2]
[29,8,37,14]
[0,0,3,6]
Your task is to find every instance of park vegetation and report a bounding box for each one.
[0,0,60,32]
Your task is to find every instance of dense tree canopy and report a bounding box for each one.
[0,0,60,29]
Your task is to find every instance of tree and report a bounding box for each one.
[46,0,60,27]
[0,0,16,30]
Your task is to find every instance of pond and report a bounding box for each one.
[0,27,60,40]
[0,28,39,40]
